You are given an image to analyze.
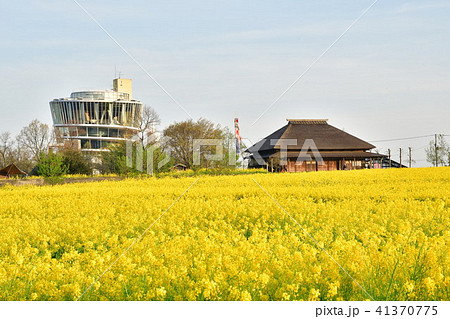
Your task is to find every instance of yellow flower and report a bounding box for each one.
[0,167,448,300]
[404,281,414,293]
[327,282,340,299]
[308,288,321,301]
[241,291,252,301]
[259,273,270,287]
[424,278,436,294]
[156,287,167,300]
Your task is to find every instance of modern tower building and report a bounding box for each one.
[49,78,143,152]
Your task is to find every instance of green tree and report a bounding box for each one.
[101,140,174,176]
[37,151,68,183]
[101,141,131,175]
[61,147,92,175]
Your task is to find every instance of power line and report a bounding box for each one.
[370,134,450,143]
[369,135,434,143]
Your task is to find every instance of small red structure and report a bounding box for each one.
[0,164,28,179]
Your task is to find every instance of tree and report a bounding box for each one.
[0,131,34,173]
[100,140,173,175]
[137,105,160,146]
[0,132,14,168]
[100,141,132,175]
[162,118,229,169]
[11,143,35,174]
[61,146,93,175]
[426,135,450,167]
[36,151,68,178]
[17,119,54,162]
[147,145,175,174]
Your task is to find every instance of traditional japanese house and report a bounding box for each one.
[246,119,384,172]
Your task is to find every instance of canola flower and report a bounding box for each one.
[0,167,448,301]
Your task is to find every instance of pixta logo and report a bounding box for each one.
[249,138,323,165]
[126,137,240,173]
[126,135,172,175]
[192,139,238,166]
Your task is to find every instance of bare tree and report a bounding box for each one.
[16,119,54,162]
[426,134,449,167]
[10,144,35,174]
[0,132,14,168]
[137,105,160,146]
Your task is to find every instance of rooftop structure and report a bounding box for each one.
[49,78,143,152]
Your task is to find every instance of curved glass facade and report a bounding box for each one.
[70,91,130,101]
[49,88,143,151]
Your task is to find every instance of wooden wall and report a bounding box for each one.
[286,159,361,172]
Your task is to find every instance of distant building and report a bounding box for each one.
[246,119,385,172]
[49,78,143,152]
[0,164,28,179]
[381,157,407,169]
[171,163,187,171]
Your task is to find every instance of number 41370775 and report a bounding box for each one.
[376,305,437,316]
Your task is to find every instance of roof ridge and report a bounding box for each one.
[287,119,328,124]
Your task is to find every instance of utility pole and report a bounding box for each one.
[388,149,391,168]
[399,148,402,168]
[408,147,412,168]
[435,134,438,167]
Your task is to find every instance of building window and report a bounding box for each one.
[109,128,119,137]
[88,127,98,137]
[91,140,101,149]
[99,127,108,137]
[78,127,87,136]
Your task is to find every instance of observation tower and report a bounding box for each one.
[49,78,143,152]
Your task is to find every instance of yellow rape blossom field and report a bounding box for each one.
[0,167,449,301]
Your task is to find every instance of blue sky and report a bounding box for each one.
[1,0,449,165]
